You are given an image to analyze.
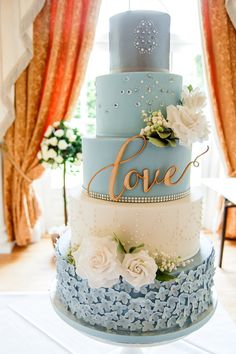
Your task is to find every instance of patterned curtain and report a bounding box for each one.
[200,0,236,237]
[3,0,101,246]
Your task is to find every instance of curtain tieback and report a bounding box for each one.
[0,142,33,183]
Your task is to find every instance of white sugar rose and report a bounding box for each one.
[47,149,57,159]
[182,87,206,112]
[58,139,68,150]
[49,137,58,146]
[54,129,64,138]
[121,250,157,290]
[73,236,122,288]
[166,105,209,147]
[44,125,53,138]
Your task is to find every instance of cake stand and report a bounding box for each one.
[50,281,217,353]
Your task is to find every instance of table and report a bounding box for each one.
[1,293,236,354]
[202,178,236,267]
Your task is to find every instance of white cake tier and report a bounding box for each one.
[69,188,202,260]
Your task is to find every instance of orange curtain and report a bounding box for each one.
[200,0,236,238]
[3,0,101,246]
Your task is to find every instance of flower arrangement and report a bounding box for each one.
[140,110,177,147]
[38,120,82,225]
[140,85,210,148]
[70,234,190,290]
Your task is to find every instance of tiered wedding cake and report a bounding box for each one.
[55,10,215,335]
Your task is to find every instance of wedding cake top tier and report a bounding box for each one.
[109,10,170,73]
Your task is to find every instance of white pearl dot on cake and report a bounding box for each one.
[114,103,119,108]
[124,76,130,81]
[127,89,132,95]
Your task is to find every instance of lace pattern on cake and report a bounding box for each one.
[55,246,215,333]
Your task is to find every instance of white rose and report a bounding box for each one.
[49,137,58,146]
[181,87,206,112]
[47,149,57,159]
[42,161,50,168]
[37,151,42,159]
[69,135,76,142]
[41,145,49,160]
[51,163,58,169]
[41,138,50,145]
[44,126,53,138]
[121,250,157,290]
[53,121,60,128]
[167,105,209,147]
[73,236,122,288]
[55,155,64,164]
[54,129,64,138]
[58,140,68,150]
[66,129,76,142]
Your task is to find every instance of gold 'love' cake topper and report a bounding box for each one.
[86,135,209,202]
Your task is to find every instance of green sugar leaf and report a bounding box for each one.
[156,131,172,139]
[148,137,167,148]
[155,270,176,281]
[166,139,177,147]
[129,243,145,253]
[113,233,127,254]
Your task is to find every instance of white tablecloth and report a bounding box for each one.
[0,293,236,354]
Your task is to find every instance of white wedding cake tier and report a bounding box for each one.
[69,189,202,260]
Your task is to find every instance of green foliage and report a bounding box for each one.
[87,80,96,118]
[187,84,193,93]
[74,80,96,119]
[194,55,204,90]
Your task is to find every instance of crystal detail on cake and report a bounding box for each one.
[134,20,158,54]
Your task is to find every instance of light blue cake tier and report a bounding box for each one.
[109,11,170,72]
[55,234,215,334]
[82,136,191,201]
[96,72,182,137]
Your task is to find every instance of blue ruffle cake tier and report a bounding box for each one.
[96,72,182,137]
[82,136,191,200]
[55,233,215,336]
